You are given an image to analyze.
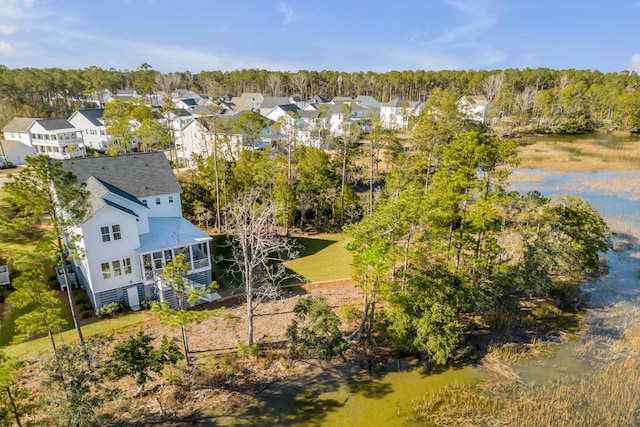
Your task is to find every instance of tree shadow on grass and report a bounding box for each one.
[293,237,338,258]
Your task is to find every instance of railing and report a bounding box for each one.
[143,258,208,281]
[192,258,209,270]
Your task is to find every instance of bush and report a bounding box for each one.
[286,296,349,360]
[338,304,361,324]
[73,291,85,305]
[80,309,93,319]
[140,299,154,310]
[237,341,262,358]
[95,302,122,318]
[0,288,7,303]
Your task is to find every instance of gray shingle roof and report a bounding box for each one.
[62,152,181,198]
[34,118,76,131]
[72,109,105,127]
[85,177,140,218]
[2,117,36,132]
[260,97,292,109]
[381,98,405,108]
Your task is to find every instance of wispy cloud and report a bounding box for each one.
[628,53,640,72]
[279,2,301,28]
[430,0,496,46]
[0,40,14,56]
[0,24,17,35]
[406,0,504,69]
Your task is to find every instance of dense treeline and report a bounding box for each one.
[2,64,640,133]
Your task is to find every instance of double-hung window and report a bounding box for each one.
[112,224,121,240]
[101,226,110,242]
[100,224,122,242]
[101,262,111,279]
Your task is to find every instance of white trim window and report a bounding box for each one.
[101,262,111,279]
[101,257,132,279]
[101,224,122,242]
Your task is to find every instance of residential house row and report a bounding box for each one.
[0,91,489,167]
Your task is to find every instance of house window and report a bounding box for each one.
[112,224,121,240]
[123,258,132,274]
[155,198,161,205]
[101,262,111,279]
[101,226,110,242]
[101,224,121,242]
[168,196,174,203]
[153,251,163,269]
[141,199,148,207]
[112,260,122,277]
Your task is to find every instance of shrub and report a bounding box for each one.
[73,291,85,305]
[338,303,361,324]
[80,309,93,319]
[140,299,154,310]
[95,302,122,318]
[286,296,349,360]
[237,341,262,358]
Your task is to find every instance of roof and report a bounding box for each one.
[32,118,76,131]
[464,95,489,106]
[179,98,198,107]
[298,110,320,119]
[136,217,211,253]
[308,95,328,104]
[260,97,292,109]
[2,117,36,133]
[189,105,214,116]
[381,97,405,108]
[70,109,105,127]
[62,152,181,198]
[84,177,141,218]
[331,96,353,103]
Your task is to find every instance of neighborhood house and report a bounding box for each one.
[61,152,216,310]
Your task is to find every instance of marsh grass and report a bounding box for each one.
[414,323,640,427]
[517,138,640,172]
[415,301,640,426]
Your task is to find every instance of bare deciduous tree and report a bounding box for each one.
[481,72,505,102]
[224,191,298,346]
[155,73,181,96]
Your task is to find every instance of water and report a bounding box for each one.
[211,358,486,426]
[214,135,640,426]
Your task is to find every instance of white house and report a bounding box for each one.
[2,117,35,147]
[62,152,216,310]
[379,98,424,130]
[0,138,35,166]
[68,109,110,150]
[1,117,36,164]
[28,119,85,159]
[176,113,270,165]
[458,95,489,123]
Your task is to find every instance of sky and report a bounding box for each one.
[1,0,640,74]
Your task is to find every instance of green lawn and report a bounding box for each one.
[3,310,153,359]
[212,233,353,286]
[285,233,353,282]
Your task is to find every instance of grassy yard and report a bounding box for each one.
[3,310,152,359]
[285,233,353,282]
[212,232,353,287]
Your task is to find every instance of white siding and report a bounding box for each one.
[140,192,182,218]
[80,207,143,295]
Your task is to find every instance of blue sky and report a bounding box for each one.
[1,0,640,73]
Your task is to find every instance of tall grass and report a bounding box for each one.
[413,304,640,426]
[517,138,640,172]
